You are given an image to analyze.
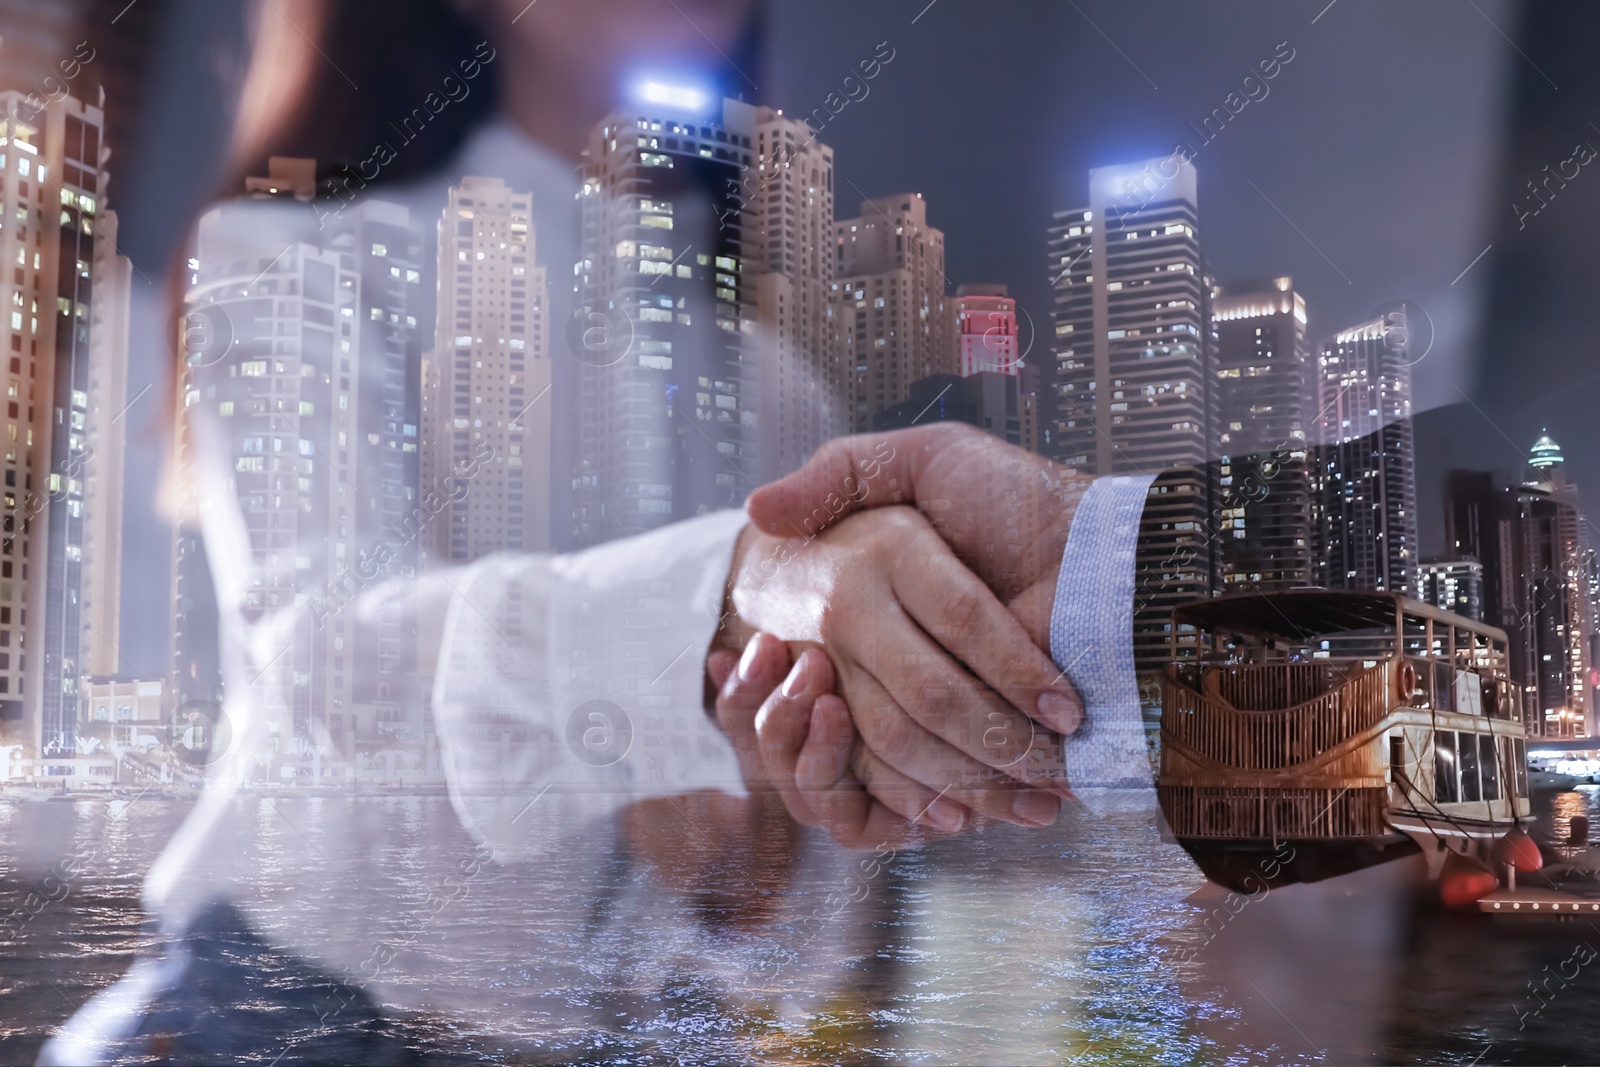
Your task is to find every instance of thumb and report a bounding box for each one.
[745,425,961,538]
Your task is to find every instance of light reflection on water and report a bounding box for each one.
[1548,791,1589,848]
[2,790,1600,1064]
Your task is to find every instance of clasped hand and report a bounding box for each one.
[707,424,1091,848]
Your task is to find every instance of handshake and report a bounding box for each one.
[704,423,1095,850]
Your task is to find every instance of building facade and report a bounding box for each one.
[85,676,163,751]
[421,175,551,564]
[874,371,1026,447]
[834,192,950,432]
[1045,155,1215,668]
[1418,556,1485,621]
[0,92,125,763]
[1312,316,1418,595]
[81,207,130,682]
[953,284,1018,378]
[178,163,424,774]
[1445,440,1594,738]
[1211,277,1312,592]
[571,94,756,547]
[747,108,845,481]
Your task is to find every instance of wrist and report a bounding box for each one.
[712,523,762,656]
[704,524,758,710]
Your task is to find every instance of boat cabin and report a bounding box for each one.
[1158,590,1530,887]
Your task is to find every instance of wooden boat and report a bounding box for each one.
[1158,590,1530,891]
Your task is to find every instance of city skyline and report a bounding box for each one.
[8,70,1600,770]
[7,9,1600,1063]
[77,0,1578,698]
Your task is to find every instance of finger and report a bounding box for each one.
[715,633,791,783]
[754,647,836,826]
[717,632,790,736]
[850,744,967,835]
[706,649,738,692]
[873,614,1073,801]
[755,647,834,784]
[745,424,978,538]
[1005,577,1057,653]
[839,667,1060,829]
[779,667,963,835]
[826,529,1072,799]
[797,696,954,850]
[892,526,1083,738]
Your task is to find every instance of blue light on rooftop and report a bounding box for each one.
[636,81,710,112]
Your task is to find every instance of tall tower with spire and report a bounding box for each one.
[1446,432,1595,738]
[1528,431,1564,478]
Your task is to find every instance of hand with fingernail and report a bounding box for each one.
[709,497,1082,847]
[706,424,1095,849]
[707,635,971,850]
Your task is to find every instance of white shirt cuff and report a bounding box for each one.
[1049,474,1156,809]
[431,509,748,860]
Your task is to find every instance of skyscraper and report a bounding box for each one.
[179,161,424,773]
[1526,437,1595,738]
[834,193,950,432]
[747,108,844,481]
[1018,363,1040,454]
[1530,432,1564,474]
[1045,155,1214,668]
[1445,441,1594,739]
[421,176,551,563]
[1417,557,1485,621]
[571,92,755,547]
[1211,276,1312,591]
[953,284,1018,378]
[0,91,117,765]
[1312,315,1417,594]
[81,207,131,680]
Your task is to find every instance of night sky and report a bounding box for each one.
[766,0,1590,553]
[114,0,1600,669]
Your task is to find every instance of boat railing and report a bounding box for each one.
[1171,661,1363,711]
[1164,659,1393,770]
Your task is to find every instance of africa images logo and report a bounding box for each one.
[566,306,635,368]
[170,699,231,767]
[565,700,633,767]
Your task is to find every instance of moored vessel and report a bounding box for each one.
[1158,590,1530,891]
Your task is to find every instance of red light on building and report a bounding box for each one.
[954,284,1018,377]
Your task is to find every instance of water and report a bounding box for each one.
[3,789,1600,1065]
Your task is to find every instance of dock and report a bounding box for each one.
[1479,883,1600,920]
